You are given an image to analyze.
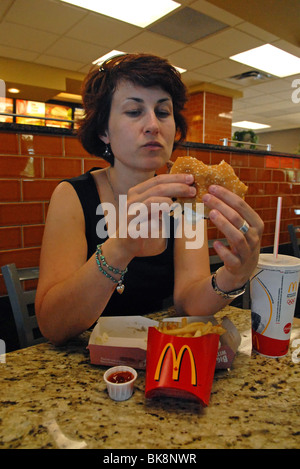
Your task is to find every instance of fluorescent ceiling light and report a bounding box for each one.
[230,44,300,78]
[93,50,125,65]
[60,0,180,28]
[232,121,271,130]
[174,66,186,74]
[93,50,187,73]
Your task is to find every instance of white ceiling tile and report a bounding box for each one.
[273,89,297,101]
[0,21,59,52]
[240,94,283,106]
[194,58,252,79]
[34,54,86,72]
[5,0,87,34]
[253,78,295,94]
[271,112,300,123]
[78,63,95,74]
[181,70,216,87]
[264,102,296,114]
[0,0,13,21]
[119,31,184,56]
[236,22,279,43]
[212,78,244,90]
[236,87,265,98]
[167,46,219,70]
[44,37,108,63]
[0,44,39,62]
[66,12,141,48]
[193,28,264,57]
[232,100,248,111]
[240,101,287,115]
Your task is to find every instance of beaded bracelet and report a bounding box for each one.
[95,244,128,294]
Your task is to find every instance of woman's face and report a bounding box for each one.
[100,80,176,172]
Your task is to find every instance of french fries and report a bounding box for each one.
[156,318,226,337]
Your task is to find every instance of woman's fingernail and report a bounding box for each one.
[185,174,194,183]
[209,185,218,194]
[210,210,218,220]
[189,187,196,196]
[202,194,210,203]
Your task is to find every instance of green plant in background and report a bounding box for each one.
[233,130,258,150]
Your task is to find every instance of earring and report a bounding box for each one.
[104,144,112,158]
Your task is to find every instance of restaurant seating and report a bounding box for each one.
[1,263,45,349]
[288,224,300,258]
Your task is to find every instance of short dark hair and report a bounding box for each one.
[77,53,188,164]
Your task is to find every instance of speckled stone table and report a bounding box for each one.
[1,306,299,449]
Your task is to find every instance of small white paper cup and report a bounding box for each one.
[103,366,137,401]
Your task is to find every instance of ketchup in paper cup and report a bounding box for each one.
[104,366,137,401]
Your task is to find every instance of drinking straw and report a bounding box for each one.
[273,196,282,259]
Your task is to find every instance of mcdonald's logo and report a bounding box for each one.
[154,343,197,386]
[288,282,298,293]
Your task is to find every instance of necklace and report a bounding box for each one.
[106,168,118,205]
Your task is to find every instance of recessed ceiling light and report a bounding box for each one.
[8,88,20,93]
[59,0,180,28]
[230,44,300,78]
[93,50,125,65]
[174,66,186,74]
[232,121,271,130]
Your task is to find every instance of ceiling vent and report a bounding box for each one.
[227,70,275,86]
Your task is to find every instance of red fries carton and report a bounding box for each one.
[145,327,220,406]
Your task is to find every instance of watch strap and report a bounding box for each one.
[211,269,247,299]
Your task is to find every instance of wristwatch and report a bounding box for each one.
[211,269,247,299]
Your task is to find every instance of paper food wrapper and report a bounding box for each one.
[145,327,219,405]
[88,315,241,371]
[88,316,155,369]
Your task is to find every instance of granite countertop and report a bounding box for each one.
[1,306,299,450]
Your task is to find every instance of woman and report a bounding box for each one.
[35,53,264,345]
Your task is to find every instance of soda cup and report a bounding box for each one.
[250,253,300,357]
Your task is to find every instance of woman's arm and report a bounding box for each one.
[35,182,133,345]
[174,185,264,316]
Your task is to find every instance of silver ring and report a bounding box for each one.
[239,220,249,234]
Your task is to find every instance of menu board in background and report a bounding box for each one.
[45,103,72,128]
[16,100,45,126]
[0,98,13,123]
[74,107,85,130]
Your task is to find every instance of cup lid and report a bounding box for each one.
[258,253,300,270]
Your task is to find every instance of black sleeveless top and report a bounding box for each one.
[64,169,174,316]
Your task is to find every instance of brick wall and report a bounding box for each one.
[0,131,108,295]
[0,131,299,295]
[184,91,232,144]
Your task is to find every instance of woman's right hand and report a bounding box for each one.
[115,173,196,258]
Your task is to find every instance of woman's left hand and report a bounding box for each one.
[202,184,264,288]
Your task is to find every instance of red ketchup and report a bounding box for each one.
[107,371,134,384]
